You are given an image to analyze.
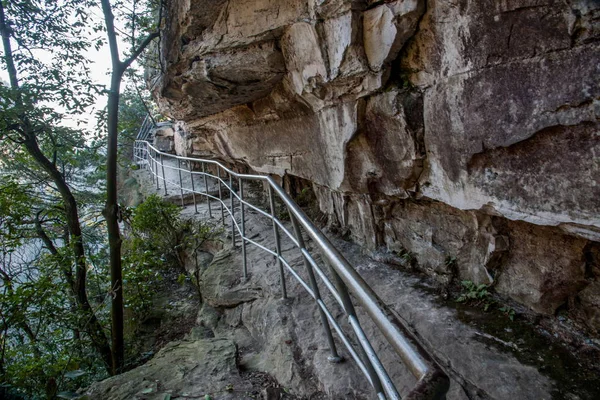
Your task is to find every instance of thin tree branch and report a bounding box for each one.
[135,83,156,125]
[122,31,159,71]
[0,2,20,93]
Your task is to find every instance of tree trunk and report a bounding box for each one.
[104,66,125,374]
[100,0,159,374]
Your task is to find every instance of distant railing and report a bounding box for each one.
[136,115,155,141]
[133,138,449,400]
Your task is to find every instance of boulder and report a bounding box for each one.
[84,339,252,400]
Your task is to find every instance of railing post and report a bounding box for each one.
[217,168,224,223]
[239,178,247,280]
[189,161,198,214]
[289,213,342,363]
[268,186,287,299]
[177,158,184,207]
[149,147,155,183]
[160,153,168,196]
[144,143,148,170]
[203,163,212,218]
[229,174,235,248]
[154,149,160,191]
[326,261,385,396]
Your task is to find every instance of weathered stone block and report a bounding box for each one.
[153,136,174,153]
[281,22,327,96]
[495,221,588,315]
[363,0,424,71]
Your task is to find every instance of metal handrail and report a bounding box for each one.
[133,139,449,400]
[135,114,155,141]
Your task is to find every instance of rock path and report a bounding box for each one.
[89,168,599,400]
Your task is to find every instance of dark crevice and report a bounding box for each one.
[387,0,428,90]
[583,242,600,280]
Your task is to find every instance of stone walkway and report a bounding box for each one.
[97,166,599,400]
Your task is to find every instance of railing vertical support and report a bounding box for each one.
[150,148,155,184]
[177,158,184,207]
[160,153,168,195]
[349,315,399,400]
[217,168,224,223]
[144,143,148,170]
[290,214,342,363]
[229,174,235,248]
[326,261,385,396]
[239,178,247,280]
[203,163,212,218]
[189,161,198,214]
[268,186,287,299]
[154,149,160,191]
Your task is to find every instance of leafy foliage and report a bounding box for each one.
[392,248,416,267]
[444,255,457,270]
[0,246,111,399]
[121,238,163,319]
[121,195,219,319]
[455,280,518,320]
[499,305,516,321]
[0,177,30,250]
[455,280,493,310]
[0,0,99,114]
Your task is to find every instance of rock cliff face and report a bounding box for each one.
[150,0,600,330]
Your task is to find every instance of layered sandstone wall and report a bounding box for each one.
[150,0,600,331]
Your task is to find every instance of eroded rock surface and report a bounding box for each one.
[109,165,599,399]
[179,201,597,399]
[150,0,600,329]
[84,338,253,400]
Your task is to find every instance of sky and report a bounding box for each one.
[0,3,139,135]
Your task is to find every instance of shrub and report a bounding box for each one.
[122,195,218,318]
[456,280,494,311]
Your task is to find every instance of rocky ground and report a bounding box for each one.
[88,169,600,400]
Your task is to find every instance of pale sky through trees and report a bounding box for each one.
[0,6,132,135]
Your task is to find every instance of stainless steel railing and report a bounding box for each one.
[133,139,449,400]
[136,115,155,141]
